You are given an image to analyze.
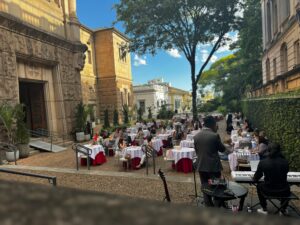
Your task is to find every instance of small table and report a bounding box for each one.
[78,144,106,166]
[180,140,194,148]
[151,139,163,156]
[201,181,248,211]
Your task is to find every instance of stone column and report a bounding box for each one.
[68,0,78,22]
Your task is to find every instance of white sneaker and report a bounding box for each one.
[257,208,268,215]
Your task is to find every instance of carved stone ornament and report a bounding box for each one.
[74,52,86,71]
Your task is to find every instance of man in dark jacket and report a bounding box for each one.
[194,116,226,207]
[253,143,290,215]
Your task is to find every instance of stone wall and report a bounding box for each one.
[0,12,86,134]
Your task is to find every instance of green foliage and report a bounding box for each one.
[0,103,29,145]
[217,105,227,116]
[87,105,95,122]
[147,107,153,120]
[137,107,143,121]
[104,109,110,128]
[122,105,129,124]
[113,109,119,126]
[14,104,29,144]
[157,105,174,120]
[242,97,300,171]
[0,103,17,144]
[75,102,88,132]
[115,0,240,120]
[198,0,262,112]
[198,97,222,113]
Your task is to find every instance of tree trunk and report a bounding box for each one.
[190,60,198,122]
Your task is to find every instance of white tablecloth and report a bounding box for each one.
[171,148,196,164]
[191,130,200,135]
[78,144,105,160]
[143,130,150,137]
[151,139,163,152]
[228,150,259,171]
[180,140,194,148]
[157,134,170,141]
[186,134,195,141]
[123,146,144,159]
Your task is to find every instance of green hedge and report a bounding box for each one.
[242,96,300,171]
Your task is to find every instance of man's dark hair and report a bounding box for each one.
[268,143,283,158]
[203,116,216,129]
[147,136,152,143]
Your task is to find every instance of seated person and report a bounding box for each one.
[218,138,233,161]
[115,138,127,157]
[252,135,268,159]
[226,122,234,135]
[136,127,144,146]
[253,143,290,215]
[136,136,155,168]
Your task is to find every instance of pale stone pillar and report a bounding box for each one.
[68,0,77,21]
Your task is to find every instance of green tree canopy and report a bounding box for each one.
[115,0,240,120]
[198,0,262,112]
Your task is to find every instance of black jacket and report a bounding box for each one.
[254,155,290,191]
[194,128,226,172]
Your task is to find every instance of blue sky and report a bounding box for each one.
[77,0,235,91]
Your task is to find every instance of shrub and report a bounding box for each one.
[122,105,129,124]
[113,109,119,126]
[242,96,300,170]
[104,109,110,128]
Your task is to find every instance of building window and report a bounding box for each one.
[282,0,290,20]
[273,58,277,78]
[87,50,92,64]
[280,43,288,73]
[127,93,130,105]
[266,1,272,42]
[119,44,127,62]
[175,99,181,110]
[266,58,271,82]
[294,40,300,66]
[272,0,278,34]
[139,100,145,113]
[121,92,124,106]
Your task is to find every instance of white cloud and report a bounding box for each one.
[133,54,147,66]
[166,48,182,58]
[200,49,218,63]
[217,32,238,53]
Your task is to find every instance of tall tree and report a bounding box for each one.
[115,0,239,121]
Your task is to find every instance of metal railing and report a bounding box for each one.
[72,144,92,171]
[0,168,57,186]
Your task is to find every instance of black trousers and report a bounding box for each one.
[199,171,221,207]
[256,183,290,210]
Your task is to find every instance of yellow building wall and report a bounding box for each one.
[93,28,133,122]
[79,26,97,106]
[0,0,65,38]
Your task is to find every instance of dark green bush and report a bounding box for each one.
[242,97,300,171]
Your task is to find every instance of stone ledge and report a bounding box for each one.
[0,180,298,225]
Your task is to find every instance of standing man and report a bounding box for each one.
[194,116,226,207]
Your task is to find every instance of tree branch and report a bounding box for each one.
[196,33,225,83]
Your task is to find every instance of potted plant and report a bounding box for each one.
[0,103,19,162]
[15,104,30,158]
[74,102,88,142]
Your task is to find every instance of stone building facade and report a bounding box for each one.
[0,0,86,135]
[133,79,191,118]
[93,28,133,123]
[253,0,300,96]
[0,0,134,135]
